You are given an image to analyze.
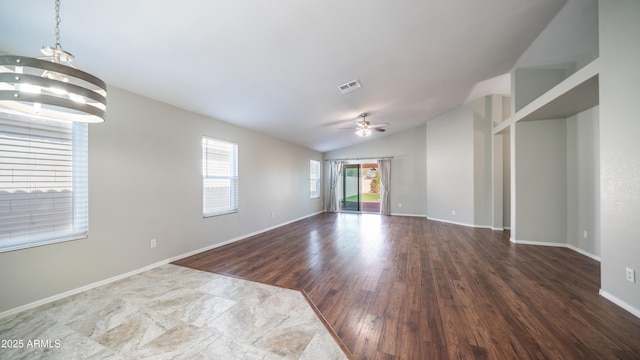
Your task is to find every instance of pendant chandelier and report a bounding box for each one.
[0,0,107,123]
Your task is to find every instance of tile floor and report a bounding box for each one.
[0,264,347,360]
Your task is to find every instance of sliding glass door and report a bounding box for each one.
[341,163,380,213]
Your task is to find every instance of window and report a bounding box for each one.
[202,137,238,217]
[310,160,320,198]
[0,115,88,252]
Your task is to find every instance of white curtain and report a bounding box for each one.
[377,159,391,215]
[328,160,343,212]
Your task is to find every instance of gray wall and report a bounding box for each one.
[0,86,323,313]
[512,68,566,112]
[426,97,500,228]
[567,107,599,257]
[474,98,493,227]
[324,123,427,217]
[503,132,511,228]
[513,119,568,244]
[511,108,599,257]
[426,103,475,225]
[599,0,640,312]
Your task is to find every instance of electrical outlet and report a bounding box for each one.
[271,212,275,218]
[452,210,456,216]
[626,268,636,284]
[583,230,588,239]
[398,203,402,208]
[150,239,157,249]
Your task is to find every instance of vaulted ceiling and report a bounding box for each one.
[1,0,583,152]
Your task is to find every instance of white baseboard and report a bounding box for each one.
[336,211,428,218]
[390,212,427,218]
[567,244,601,262]
[0,211,323,320]
[508,240,639,319]
[509,238,568,247]
[173,211,324,262]
[509,238,601,262]
[0,259,172,320]
[599,289,640,319]
[427,217,493,229]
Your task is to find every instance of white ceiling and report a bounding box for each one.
[0,0,573,152]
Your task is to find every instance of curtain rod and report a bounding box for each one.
[324,156,393,161]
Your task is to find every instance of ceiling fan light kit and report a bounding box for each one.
[344,113,388,138]
[0,0,107,123]
[355,128,372,138]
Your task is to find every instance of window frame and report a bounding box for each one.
[0,115,89,253]
[310,159,321,199]
[202,136,239,217]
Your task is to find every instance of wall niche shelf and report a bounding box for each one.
[493,58,600,135]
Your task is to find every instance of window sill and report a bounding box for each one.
[203,209,238,218]
[0,233,88,253]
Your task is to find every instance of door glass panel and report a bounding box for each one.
[343,165,359,211]
[361,164,381,213]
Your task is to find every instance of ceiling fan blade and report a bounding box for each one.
[369,123,389,128]
[335,113,388,134]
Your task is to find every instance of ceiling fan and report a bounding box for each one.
[340,113,389,137]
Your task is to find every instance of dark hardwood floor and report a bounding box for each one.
[173,213,640,359]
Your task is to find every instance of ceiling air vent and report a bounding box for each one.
[338,79,361,94]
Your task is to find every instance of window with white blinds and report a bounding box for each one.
[202,136,238,217]
[0,115,88,252]
[310,160,320,198]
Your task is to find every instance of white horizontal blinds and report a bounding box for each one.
[202,137,238,216]
[0,116,88,251]
[310,160,320,198]
[72,121,89,236]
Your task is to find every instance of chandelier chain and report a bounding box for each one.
[55,0,61,48]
